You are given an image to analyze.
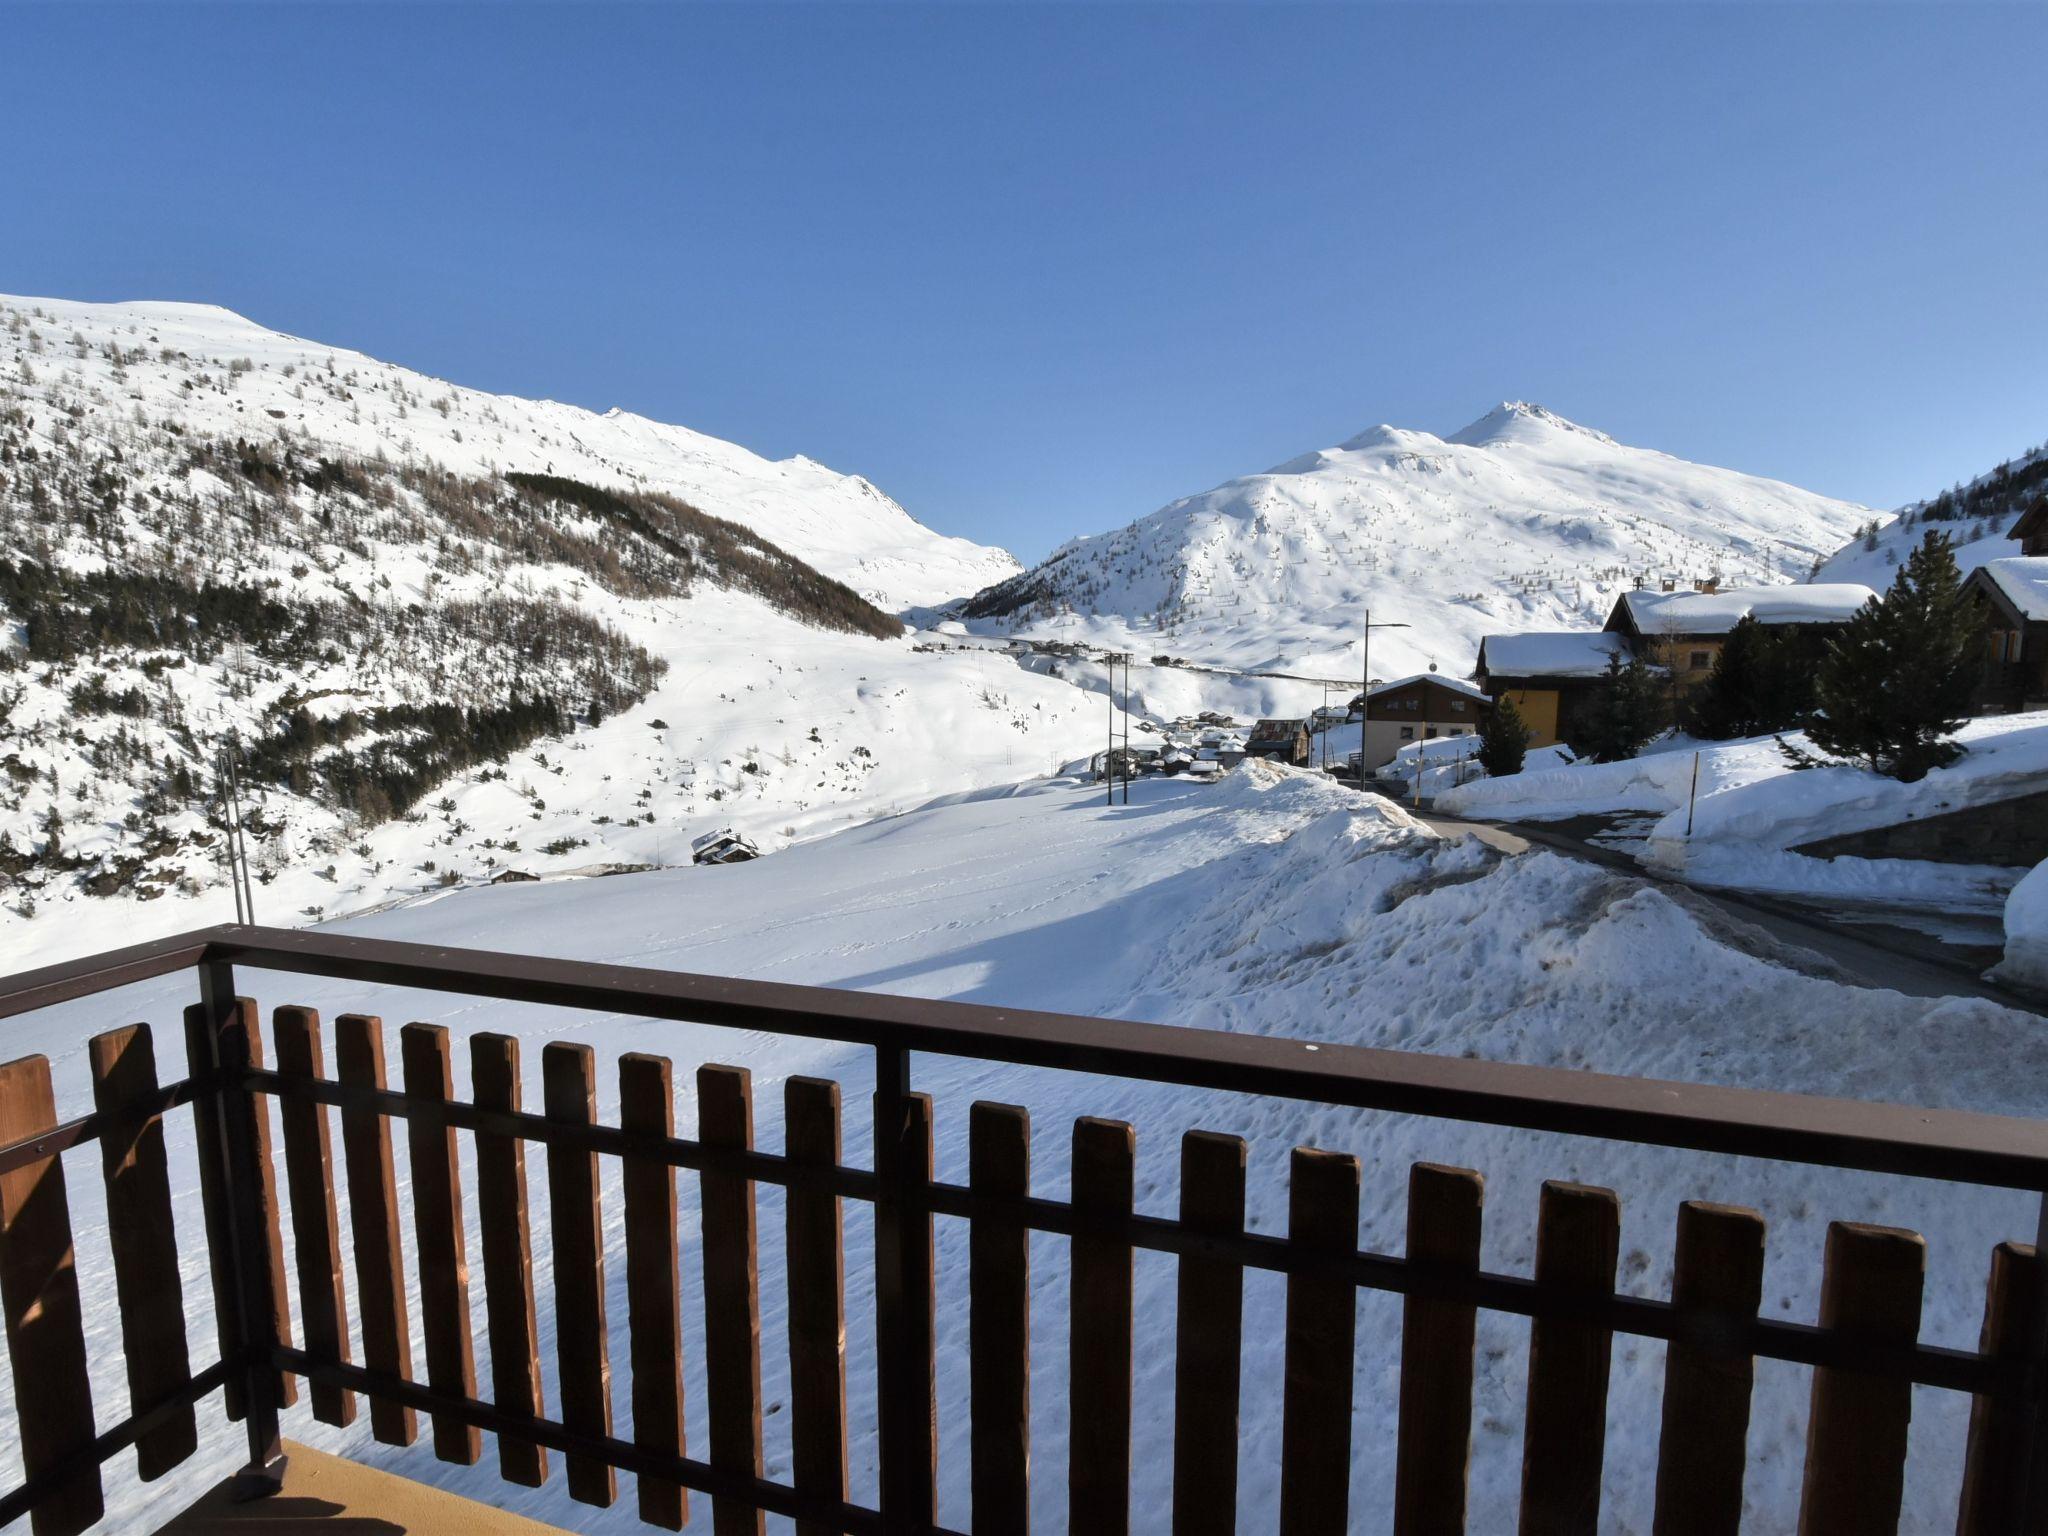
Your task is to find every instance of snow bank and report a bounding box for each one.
[1439,713,2048,904]
[1995,861,2048,993]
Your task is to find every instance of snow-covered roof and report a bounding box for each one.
[1613,583,1876,636]
[1365,672,1490,702]
[1977,558,2048,622]
[1477,631,1629,680]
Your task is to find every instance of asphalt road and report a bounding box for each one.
[1414,807,2045,1017]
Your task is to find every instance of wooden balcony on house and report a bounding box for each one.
[1,924,2047,1535]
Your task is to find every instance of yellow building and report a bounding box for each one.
[1471,633,1631,749]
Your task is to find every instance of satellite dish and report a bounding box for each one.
[1428,662,1438,673]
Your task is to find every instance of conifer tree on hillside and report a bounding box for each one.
[1803,530,1978,781]
[1477,694,1531,777]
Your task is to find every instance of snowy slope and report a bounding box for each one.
[960,402,1871,711]
[0,295,1018,610]
[0,296,1099,968]
[4,765,2038,1534]
[1814,435,2046,590]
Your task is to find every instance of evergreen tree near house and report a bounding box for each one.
[1476,694,1531,778]
[1683,616,1819,739]
[1802,530,1978,782]
[1584,652,1663,762]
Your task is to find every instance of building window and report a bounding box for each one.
[1451,699,1466,712]
[1399,727,1414,741]
[1689,650,1712,670]
[1425,728,1439,739]
[1449,727,1464,736]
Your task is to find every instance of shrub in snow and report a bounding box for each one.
[1801,531,1977,782]
[1995,861,2048,995]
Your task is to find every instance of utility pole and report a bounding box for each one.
[1359,608,1411,786]
[1105,655,1116,808]
[218,740,257,924]
[1120,654,1131,806]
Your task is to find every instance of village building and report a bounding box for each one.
[1471,631,1632,748]
[1965,499,2048,713]
[1600,583,1876,695]
[1356,673,1491,771]
[2011,497,2048,557]
[1245,717,1312,766]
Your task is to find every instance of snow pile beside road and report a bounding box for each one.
[1437,714,2048,903]
[1996,861,2048,994]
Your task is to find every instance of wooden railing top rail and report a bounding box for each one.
[6,922,2048,1190]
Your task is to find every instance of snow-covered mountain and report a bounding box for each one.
[4,295,1017,610]
[961,402,1872,712]
[1815,434,2046,589]
[0,295,1100,967]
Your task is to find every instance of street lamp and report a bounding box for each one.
[1360,610,1410,784]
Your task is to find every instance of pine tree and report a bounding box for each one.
[1585,653,1663,762]
[1477,694,1531,777]
[1804,530,1978,781]
[1685,617,1819,739]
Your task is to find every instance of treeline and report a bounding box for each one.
[247,696,568,823]
[0,558,315,666]
[505,472,901,637]
[1916,448,2048,530]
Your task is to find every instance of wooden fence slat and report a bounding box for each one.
[621,1052,686,1530]
[472,1032,548,1489]
[1279,1146,1362,1536]
[183,997,297,1417]
[1518,1180,1621,1536]
[1797,1222,1925,1536]
[544,1042,617,1508]
[1957,1241,2042,1536]
[1652,1202,1766,1536]
[700,1063,766,1536]
[874,1084,936,1525]
[968,1100,1030,1536]
[87,1024,198,1480]
[1172,1130,1246,1536]
[400,1022,481,1465]
[1071,1116,1136,1536]
[0,1055,102,1536]
[272,1006,357,1428]
[1394,1163,1484,1536]
[787,1077,849,1536]
[183,1000,245,1420]
[334,1014,417,1447]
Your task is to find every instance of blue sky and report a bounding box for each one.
[5,3,2044,561]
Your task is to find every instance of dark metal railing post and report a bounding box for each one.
[2015,1189,2048,1531]
[872,1043,931,1532]
[197,958,289,1497]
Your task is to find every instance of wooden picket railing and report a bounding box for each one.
[2,924,2048,1534]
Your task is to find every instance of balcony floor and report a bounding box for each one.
[153,1441,572,1535]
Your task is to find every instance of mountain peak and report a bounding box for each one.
[1446,401,1613,449]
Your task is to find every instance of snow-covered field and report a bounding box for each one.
[5,763,2041,1534]
[1437,715,2048,911]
